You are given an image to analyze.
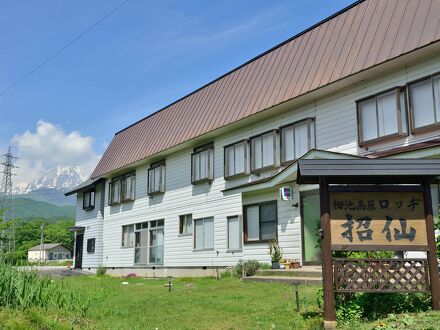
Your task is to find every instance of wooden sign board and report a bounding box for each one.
[329,191,428,251]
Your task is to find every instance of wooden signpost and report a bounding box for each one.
[320,183,440,329]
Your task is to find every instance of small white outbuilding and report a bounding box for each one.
[27,243,71,262]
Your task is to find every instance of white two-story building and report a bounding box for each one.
[66,0,440,276]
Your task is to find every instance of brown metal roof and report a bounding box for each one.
[91,0,440,178]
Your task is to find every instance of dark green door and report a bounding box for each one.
[301,193,321,264]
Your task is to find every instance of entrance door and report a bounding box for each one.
[74,234,84,269]
[301,192,322,264]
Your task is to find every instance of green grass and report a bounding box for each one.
[1,276,323,329]
[1,274,440,329]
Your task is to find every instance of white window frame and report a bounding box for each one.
[191,143,214,184]
[250,130,280,173]
[148,161,166,195]
[179,214,193,236]
[193,217,214,251]
[133,219,164,265]
[408,74,440,132]
[224,140,249,179]
[280,119,315,163]
[357,87,407,146]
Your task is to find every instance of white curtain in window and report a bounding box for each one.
[235,143,245,174]
[184,215,192,234]
[200,151,207,180]
[411,80,435,128]
[228,216,240,250]
[309,121,315,149]
[193,153,200,181]
[112,181,120,203]
[204,217,214,249]
[227,146,235,176]
[262,133,273,167]
[153,167,160,192]
[195,220,204,249]
[252,138,262,170]
[360,98,378,141]
[400,91,408,133]
[377,91,398,136]
[282,126,294,162]
[433,76,440,123]
[246,205,259,241]
[294,122,308,159]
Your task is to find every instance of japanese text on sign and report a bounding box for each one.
[329,191,428,251]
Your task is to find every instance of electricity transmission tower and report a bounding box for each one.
[0,146,17,252]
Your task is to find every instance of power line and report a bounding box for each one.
[0,0,129,98]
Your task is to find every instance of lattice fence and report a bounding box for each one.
[333,258,430,292]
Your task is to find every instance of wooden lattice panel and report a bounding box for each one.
[333,258,430,293]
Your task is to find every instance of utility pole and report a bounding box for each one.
[0,146,17,252]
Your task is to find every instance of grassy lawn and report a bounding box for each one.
[1,274,440,329]
[0,276,323,329]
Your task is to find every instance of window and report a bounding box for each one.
[194,217,214,250]
[122,173,136,201]
[48,253,53,260]
[83,190,95,211]
[109,172,135,205]
[87,238,95,253]
[134,220,164,265]
[227,216,242,251]
[122,224,135,247]
[250,130,280,172]
[109,179,121,205]
[409,75,440,130]
[281,119,315,163]
[148,161,166,195]
[224,140,249,179]
[357,88,407,144]
[244,201,277,243]
[179,214,192,235]
[191,143,214,184]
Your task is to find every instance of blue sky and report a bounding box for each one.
[0,0,354,185]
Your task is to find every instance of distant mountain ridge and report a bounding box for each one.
[13,165,86,195]
[5,166,86,220]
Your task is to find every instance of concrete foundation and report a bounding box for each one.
[84,267,228,278]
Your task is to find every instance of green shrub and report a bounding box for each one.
[96,265,107,276]
[234,259,260,277]
[335,292,431,327]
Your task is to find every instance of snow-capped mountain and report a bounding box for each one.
[13,165,87,194]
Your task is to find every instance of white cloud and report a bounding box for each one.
[11,120,100,187]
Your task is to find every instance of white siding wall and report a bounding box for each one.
[81,52,440,269]
[75,183,104,268]
[242,188,301,263]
